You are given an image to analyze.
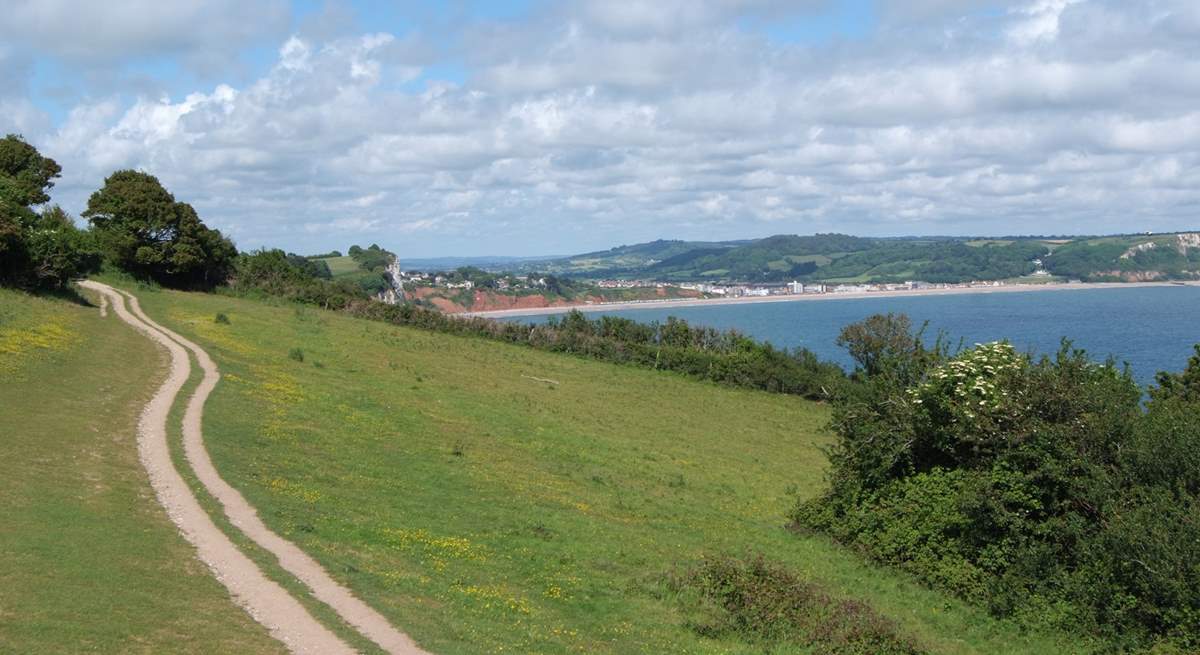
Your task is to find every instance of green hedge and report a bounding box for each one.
[794,316,1200,651]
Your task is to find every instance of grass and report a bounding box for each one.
[317,255,363,277]
[154,321,388,654]
[0,287,283,654]
[129,287,1094,655]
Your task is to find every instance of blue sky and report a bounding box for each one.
[2,0,1198,258]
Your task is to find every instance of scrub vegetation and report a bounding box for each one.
[794,314,1200,653]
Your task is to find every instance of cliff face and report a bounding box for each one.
[468,291,585,312]
[1176,233,1200,252]
[375,258,403,305]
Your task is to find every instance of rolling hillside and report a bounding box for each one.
[0,287,284,654]
[114,285,1087,654]
[521,232,1200,284]
[523,239,745,277]
[1042,233,1200,281]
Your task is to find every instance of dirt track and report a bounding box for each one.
[82,281,427,655]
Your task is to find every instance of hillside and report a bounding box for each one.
[519,232,1200,284]
[525,239,745,277]
[0,288,284,653]
[312,244,396,297]
[113,285,1086,654]
[648,234,875,281]
[1043,233,1200,281]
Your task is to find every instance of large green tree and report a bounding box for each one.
[83,170,236,288]
[0,134,62,207]
[0,135,99,289]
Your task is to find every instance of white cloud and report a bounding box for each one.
[13,0,1200,255]
[0,0,289,63]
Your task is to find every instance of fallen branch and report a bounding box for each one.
[522,375,561,385]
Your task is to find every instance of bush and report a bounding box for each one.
[1,204,101,290]
[288,348,304,362]
[214,313,230,325]
[667,554,926,654]
[794,313,1198,649]
[227,249,369,310]
[1069,486,1200,648]
[0,136,100,290]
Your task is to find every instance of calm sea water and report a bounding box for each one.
[507,286,1200,387]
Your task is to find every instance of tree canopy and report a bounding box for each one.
[0,135,99,289]
[0,134,62,207]
[83,170,236,288]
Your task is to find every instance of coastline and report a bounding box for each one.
[461,280,1200,319]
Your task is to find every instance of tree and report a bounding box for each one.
[0,136,99,289]
[1150,345,1200,404]
[836,313,938,380]
[0,134,62,206]
[83,170,236,288]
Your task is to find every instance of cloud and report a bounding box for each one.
[0,0,290,64]
[14,0,1200,256]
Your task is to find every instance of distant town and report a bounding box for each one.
[612,277,1061,298]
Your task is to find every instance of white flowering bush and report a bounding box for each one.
[907,341,1030,464]
[798,314,1200,649]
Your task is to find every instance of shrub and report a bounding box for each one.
[0,137,100,290]
[1,204,101,290]
[1150,345,1200,403]
[1069,486,1200,648]
[214,313,230,324]
[667,554,926,654]
[228,249,371,311]
[288,348,304,362]
[795,313,1197,649]
[1123,397,1200,496]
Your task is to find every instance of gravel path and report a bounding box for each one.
[82,282,428,655]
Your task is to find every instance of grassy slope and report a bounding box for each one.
[133,288,1090,655]
[0,288,283,654]
[317,255,363,277]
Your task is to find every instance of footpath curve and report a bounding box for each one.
[84,282,428,655]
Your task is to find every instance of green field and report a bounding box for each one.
[316,255,363,277]
[0,288,283,654]
[118,287,1086,654]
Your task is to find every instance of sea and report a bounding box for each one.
[504,286,1200,388]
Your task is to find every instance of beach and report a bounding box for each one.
[462,280,1200,319]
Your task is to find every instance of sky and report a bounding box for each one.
[1,0,1198,258]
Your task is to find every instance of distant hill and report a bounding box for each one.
[512,231,1200,284]
[647,234,875,281]
[349,231,1200,286]
[524,238,747,276]
[1042,233,1200,281]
